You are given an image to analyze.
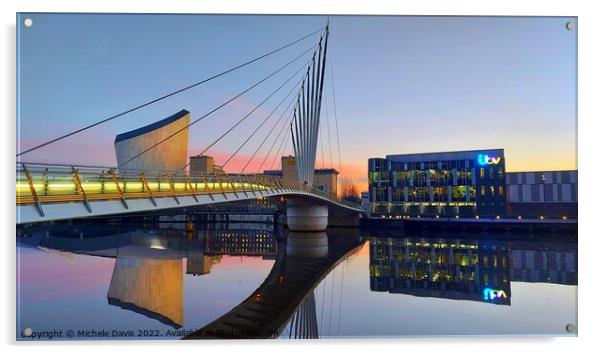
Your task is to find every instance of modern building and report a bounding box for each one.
[505,170,577,219]
[264,155,339,195]
[189,155,225,175]
[368,149,506,217]
[114,109,190,173]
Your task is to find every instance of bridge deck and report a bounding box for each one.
[16,163,361,224]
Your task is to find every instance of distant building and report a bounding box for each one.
[361,191,370,214]
[263,155,339,195]
[505,170,577,219]
[189,155,225,175]
[114,109,190,173]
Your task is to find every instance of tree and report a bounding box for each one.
[340,177,361,203]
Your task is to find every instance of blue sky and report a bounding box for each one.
[17,14,577,187]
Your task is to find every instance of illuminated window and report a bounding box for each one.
[480,168,485,178]
[480,186,485,196]
[498,186,504,196]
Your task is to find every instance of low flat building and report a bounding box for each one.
[505,170,577,219]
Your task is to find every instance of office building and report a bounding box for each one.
[368,149,506,217]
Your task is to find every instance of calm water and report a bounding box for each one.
[16,221,577,340]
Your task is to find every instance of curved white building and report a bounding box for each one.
[114,110,190,173]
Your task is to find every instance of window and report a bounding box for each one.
[498,186,504,196]
[480,186,485,196]
[480,168,485,178]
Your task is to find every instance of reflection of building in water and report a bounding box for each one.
[186,255,223,276]
[369,238,511,305]
[509,247,577,285]
[205,230,278,256]
[108,257,184,328]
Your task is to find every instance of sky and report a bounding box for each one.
[16,14,577,191]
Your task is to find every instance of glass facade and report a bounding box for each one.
[368,149,506,217]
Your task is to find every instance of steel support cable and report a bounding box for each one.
[318,114,326,169]
[304,66,312,183]
[118,45,317,169]
[308,53,317,183]
[329,56,343,176]
[310,42,322,172]
[319,276,327,335]
[182,52,315,173]
[324,99,334,169]
[221,74,304,171]
[269,122,291,170]
[337,261,345,337]
[328,267,336,336]
[241,89,299,174]
[254,107,295,174]
[292,96,302,178]
[299,77,308,183]
[282,132,291,160]
[315,29,330,171]
[16,27,326,157]
[241,54,314,175]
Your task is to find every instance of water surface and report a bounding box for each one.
[16,222,577,340]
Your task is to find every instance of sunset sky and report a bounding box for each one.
[17,14,577,191]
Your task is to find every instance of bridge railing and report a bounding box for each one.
[16,162,360,213]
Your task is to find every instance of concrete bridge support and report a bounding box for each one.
[286,199,329,232]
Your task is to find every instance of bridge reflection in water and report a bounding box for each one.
[185,231,362,339]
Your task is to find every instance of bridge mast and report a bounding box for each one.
[291,25,329,187]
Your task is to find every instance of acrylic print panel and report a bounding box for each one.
[16,13,577,340]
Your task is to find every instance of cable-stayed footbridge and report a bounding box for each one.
[16,24,361,229]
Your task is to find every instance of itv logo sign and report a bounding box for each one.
[483,287,507,301]
[477,154,501,165]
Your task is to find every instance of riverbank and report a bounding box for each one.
[360,216,577,235]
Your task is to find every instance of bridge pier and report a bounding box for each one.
[286,199,328,232]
